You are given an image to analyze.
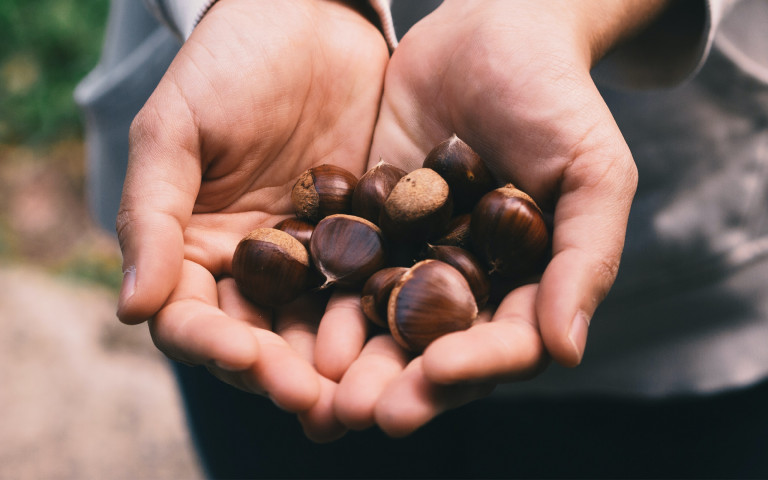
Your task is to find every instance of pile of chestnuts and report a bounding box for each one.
[232,135,550,353]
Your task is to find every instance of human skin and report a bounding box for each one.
[118,0,671,441]
[115,0,389,442]
[323,0,669,437]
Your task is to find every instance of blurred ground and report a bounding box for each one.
[0,142,204,479]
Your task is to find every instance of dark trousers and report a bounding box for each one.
[173,363,768,479]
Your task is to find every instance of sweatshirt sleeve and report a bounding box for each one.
[144,0,397,48]
[592,0,739,89]
[142,0,218,40]
[368,0,397,49]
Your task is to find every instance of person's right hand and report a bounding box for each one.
[115,0,389,441]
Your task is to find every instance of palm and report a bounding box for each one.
[371,3,615,194]
[178,1,387,273]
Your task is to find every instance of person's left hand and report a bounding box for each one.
[322,0,656,436]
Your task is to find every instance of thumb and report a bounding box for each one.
[536,120,637,367]
[116,91,201,324]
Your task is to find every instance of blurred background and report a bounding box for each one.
[0,0,203,477]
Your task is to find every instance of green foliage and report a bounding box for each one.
[55,248,124,293]
[0,0,109,145]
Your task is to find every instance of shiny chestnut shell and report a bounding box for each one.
[432,213,472,250]
[352,160,407,224]
[273,217,314,250]
[291,164,358,222]
[310,214,387,289]
[388,259,478,353]
[232,228,311,307]
[470,184,549,277]
[423,135,495,212]
[425,245,490,309]
[360,266,408,328]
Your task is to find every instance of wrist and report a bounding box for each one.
[435,0,671,71]
[568,0,672,67]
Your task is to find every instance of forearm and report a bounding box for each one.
[571,0,672,67]
[593,0,740,88]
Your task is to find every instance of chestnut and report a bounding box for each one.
[388,259,478,353]
[273,217,314,250]
[423,134,495,212]
[425,244,490,309]
[360,266,408,328]
[352,160,407,224]
[310,214,387,289]
[471,184,549,277]
[431,213,472,250]
[291,164,358,222]
[232,228,311,307]
[378,168,453,243]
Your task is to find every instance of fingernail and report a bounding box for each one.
[118,266,136,310]
[568,310,590,364]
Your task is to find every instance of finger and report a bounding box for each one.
[206,336,323,413]
[298,376,348,443]
[315,291,369,381]
[537,130,637,367]
[188,275,321,410]
[422,284,548,385]
[151,264,319,411]
[274,292,328,364]
[116,88,201,324]
[374,358,495,438]
[217,277,272,330]
[220,277,324,410]
[150,260,259,371]
[213,282,325,411]
[454,77,636,367]
[206,365,265,395]
[334,335,409,431]
[247,329,321,412]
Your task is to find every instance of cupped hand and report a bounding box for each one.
[329,0,655,436]
[115,0,388,440]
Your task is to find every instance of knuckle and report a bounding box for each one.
[590,254,622,302]
[114,206,134,242]
[128,107,157,148]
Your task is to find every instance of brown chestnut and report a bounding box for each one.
[273,217,314,250]
[425,245,490,309]
[423,134,495,212]
[360,267,408,328]
[378,168,453,243]
[232,228,311,307]
[352,160,407,224]
[471,184,549,277]
[388,259,478,353]
[291,164,358,222]
[431,213,472,250]
[310,214,387,289]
